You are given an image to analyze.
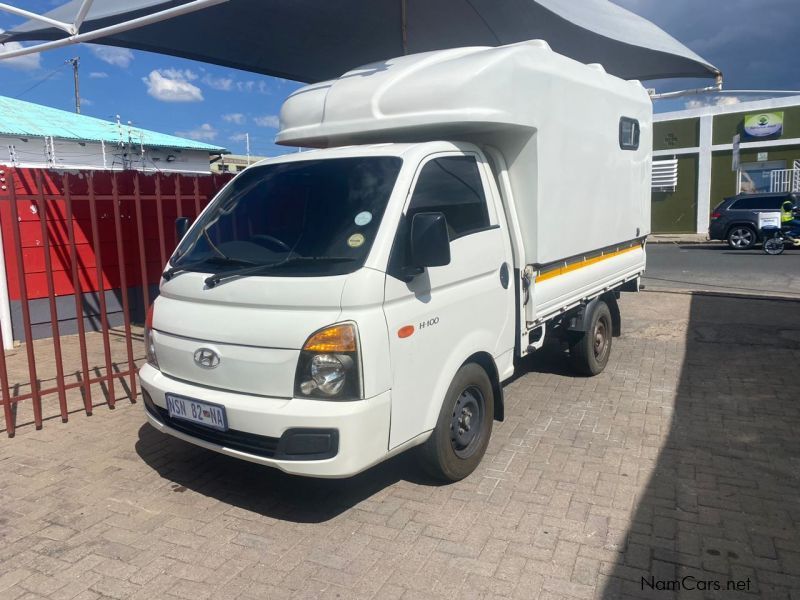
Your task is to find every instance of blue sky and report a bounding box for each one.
[0,1,302,157]
[1,1,798,154]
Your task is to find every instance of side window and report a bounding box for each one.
[406,156,490,240]
[731,197,782,210]
[764,197,787,209]
[731,198,751,210]
[619,117,640,150]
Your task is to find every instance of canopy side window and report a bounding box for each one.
[619,117,640,151]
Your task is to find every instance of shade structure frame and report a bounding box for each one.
[0,0,720,84]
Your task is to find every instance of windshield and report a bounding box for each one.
[172,157,402,277]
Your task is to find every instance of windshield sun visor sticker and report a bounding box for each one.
[354,211,372,226]
[347,233,366,248]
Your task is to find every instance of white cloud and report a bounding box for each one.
[716,96,741,106]
[80,98,94,107]
[0,42,42,70]
[684,95,741,109]
[254,115,280,129]
[202,74,233,91]
[89,45,134,68]
[229,132,248,142]
[143,69,203,102]
[235,80,271,94]
[89,71,108,79]
[176,123,217,141]
[223,113,245,124]
[161,67,198,81]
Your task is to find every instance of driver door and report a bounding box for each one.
[383,152,515,449]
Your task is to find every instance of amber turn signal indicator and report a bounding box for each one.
[397,325,415,338]
[303,323,357,352]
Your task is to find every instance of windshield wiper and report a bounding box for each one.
[204,256,356,288]
[162,256,259,281]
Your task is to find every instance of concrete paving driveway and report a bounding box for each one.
[1,291,799,599]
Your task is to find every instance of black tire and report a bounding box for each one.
[764,237,785,255]
[727,225,757,249]
[420,363,494,482]
[568,300,613,376]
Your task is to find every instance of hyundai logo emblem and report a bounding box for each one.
[193,348,220,369]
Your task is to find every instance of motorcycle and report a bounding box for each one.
[762,225,800,255]
[762,206,800,255]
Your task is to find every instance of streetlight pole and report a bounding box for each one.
[67,57,80,113]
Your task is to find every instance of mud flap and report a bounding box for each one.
[567,293,621,337]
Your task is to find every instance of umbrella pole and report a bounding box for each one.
[401,0,408,54]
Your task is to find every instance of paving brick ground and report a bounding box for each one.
[1,291,799,599]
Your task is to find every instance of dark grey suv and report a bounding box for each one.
[708,192,797,249]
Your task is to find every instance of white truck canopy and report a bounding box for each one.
[277,41,652,266]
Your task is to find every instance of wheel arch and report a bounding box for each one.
[602,292,621,337]
[464,351,504,422]
[409,330,506,450]
[725,221,757,237]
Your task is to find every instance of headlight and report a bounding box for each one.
[144,305,159,369]
[295,323,361,400]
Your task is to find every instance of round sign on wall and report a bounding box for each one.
[744,112,783,138]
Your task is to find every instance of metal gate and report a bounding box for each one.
[0,167,232,436]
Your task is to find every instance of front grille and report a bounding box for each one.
[143,392,279,458]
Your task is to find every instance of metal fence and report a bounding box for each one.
[0,166,232,436]
[769,168,800,193]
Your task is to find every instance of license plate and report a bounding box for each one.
[165,394,228,431]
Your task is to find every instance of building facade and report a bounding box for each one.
[0,96,228,173]
[210,153,268,174]
[652,96,800,233]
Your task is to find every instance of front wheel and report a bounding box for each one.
[764,236,785,255]
[420,363,494,482]
[568,300,613,376]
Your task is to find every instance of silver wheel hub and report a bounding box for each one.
[731,228,753,247]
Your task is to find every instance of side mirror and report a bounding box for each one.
[408,212,450,273]
[175,216,191,240]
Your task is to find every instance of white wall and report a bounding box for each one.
[1,136,213,173]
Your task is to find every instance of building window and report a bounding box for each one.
[652,158,678,192]
[619,117,640,150]
[737,160,786,194]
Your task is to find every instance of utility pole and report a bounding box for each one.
[245,132,251,165]
[67,57,80,113]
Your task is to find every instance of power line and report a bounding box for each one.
[14,61,69,99]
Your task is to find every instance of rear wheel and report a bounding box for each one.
[568,301,612,376]
[420,363,494,482]
[727,225,756,249]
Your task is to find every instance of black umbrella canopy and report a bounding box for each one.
[0,0,719,83]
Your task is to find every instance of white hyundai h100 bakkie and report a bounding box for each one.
[139,41,651,481]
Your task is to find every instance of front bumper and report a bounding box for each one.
[138,364,391,478]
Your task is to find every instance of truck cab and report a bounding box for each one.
[141,141,516,479]
[140,41,649,481]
